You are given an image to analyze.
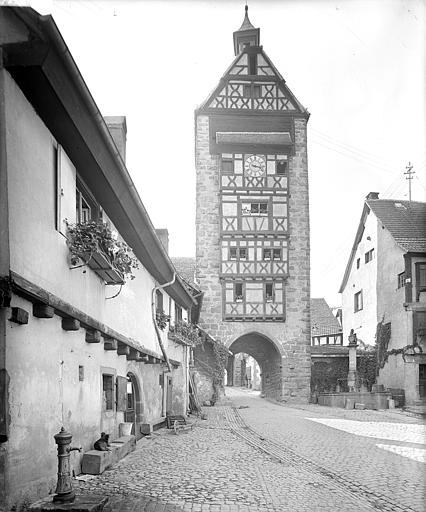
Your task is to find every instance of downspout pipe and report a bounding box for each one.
[152,274,176,373]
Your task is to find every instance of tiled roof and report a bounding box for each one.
[310,298,342,336]
[310,345,349,355]
[171,257,197,288]
[367,199,426,252]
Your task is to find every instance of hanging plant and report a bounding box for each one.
[67,221,139,282]
[156,311,170,331]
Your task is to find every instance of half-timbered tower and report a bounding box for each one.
[195,7,311,401]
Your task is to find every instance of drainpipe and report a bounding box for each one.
[152,274,176,373]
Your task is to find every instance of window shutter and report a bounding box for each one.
[116,376,127,412]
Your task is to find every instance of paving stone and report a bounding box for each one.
[73,388,425,511]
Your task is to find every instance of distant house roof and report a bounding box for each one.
[310,345,349,357]
[339,197,426,293]
[367,199,426,252]
[310,298,342,337]
[171,257,198,289]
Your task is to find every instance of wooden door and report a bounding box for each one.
[166,376,173,415]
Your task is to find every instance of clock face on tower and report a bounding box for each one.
[244,155,266,177]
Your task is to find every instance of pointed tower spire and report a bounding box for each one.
[233,5,260,56]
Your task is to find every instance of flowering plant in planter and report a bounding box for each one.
[169,320,202,346]
[67,221,139,283]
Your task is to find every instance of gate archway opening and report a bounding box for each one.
[228,332,283,400]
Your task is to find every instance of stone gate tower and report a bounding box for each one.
[195,7,311,401]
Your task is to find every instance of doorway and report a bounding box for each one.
[125,373,142,438]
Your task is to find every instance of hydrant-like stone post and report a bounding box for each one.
[53,427,80,503]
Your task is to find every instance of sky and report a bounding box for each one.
[13,0,426,306]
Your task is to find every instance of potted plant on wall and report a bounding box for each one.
[67,221,139,285]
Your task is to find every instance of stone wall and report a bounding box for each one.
[195,114,311,402]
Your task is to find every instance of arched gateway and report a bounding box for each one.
[195,7,311,402]
[228,332,283,400]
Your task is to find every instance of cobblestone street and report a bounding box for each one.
[75,388,426,511]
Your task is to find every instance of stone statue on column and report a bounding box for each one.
[347,329,358,392]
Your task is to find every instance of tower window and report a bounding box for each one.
[249,54,257,75]
[234,283,244,302]
[242,202,268,216]
[273,249,281,260]
[243,85,261,98]
[222,158,234,174]
[229,248,247,260]
[265,283,274,302]
[276,160,287,175]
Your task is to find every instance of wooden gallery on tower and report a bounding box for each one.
[195,8,311,401]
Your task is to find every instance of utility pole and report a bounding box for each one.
[404,162,415,201]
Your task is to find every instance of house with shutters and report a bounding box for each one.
[339,192,426,405]
[0,7,198,509]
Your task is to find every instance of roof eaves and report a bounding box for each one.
[15,9,195,307]
[338,202,371,293]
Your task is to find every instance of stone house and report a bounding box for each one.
[0,7,197,509]
[194,7,311,402]
[339,192,426,404]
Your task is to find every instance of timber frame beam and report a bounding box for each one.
[5,271,180,367]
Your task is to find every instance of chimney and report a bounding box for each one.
[366,192,379,200]
[155,229,169,254]
[104,116,127,163]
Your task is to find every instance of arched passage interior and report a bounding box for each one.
[228,332,282,400]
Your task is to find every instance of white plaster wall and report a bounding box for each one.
[376,224,408,349]
[6,295,128,500]
[3,69,191,506]
[341,209,378,345]
[4,70,186,358]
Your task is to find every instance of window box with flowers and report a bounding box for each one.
[67,221,139,285]
[168,321,203,347]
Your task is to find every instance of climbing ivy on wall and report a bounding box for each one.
[311,359,349,393]
[210,339,229,404]
[357,352,378,387]
[376,320,392,370]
